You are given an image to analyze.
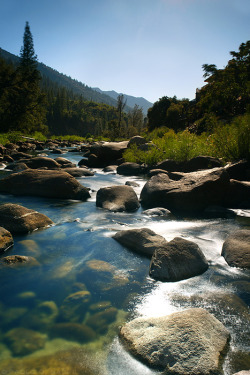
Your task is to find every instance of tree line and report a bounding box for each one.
[0,22,145,139]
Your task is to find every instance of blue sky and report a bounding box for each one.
[1,0,249,103]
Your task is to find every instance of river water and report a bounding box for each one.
[0,149,249,374]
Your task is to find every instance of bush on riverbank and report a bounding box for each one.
[123,113,250,166]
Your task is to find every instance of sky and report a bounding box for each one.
[0,0,249,103]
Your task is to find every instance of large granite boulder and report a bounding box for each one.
[0,227,14,253]
[149,237,208,281]
[0,169,91,200]
[224,160,250,181]
[0,203,53,234]
[117,162,143,176]
[63,167,94,177]
[222,230,250,269]
[119,308,230,375]
[140,168,230,215]
[183,155,223,172]
[155,159,184,172]
[224,179,250,208]
[18,156,61,169]
[96,185,140,212]
[127,136,147,148]
[113,228,167,256]
[84,141,129,167]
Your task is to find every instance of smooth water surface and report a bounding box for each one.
[0,150,249,374]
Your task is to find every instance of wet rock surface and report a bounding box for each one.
[222,230,250,269]
[0,203,53,234]
[119,308,230,375]
[149,237,209,281]
[0,169,91,200]
[96,185,140,212]
[0,227,14,253]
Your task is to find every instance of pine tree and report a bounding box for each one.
[13,22,48,133]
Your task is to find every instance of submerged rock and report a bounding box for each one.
[60,290,91,322]
[0,169,91,200]
[4,327,46,356]
[86,307,118,334]
[119,308,230,375]
[0,203,53,234]
[50,322,96,343]
[113,228,167,256]
[0,227,14,253]
[1,255,39,267]
[149,237,208,281]
[96,185,140,212]
[222,230,250,269]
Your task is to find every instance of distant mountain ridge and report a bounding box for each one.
[0,48,152,113]
[93,88,152,115]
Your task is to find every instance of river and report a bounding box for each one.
[0,148,249,374]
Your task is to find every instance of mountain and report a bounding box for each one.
[93,88,153,115]
[0,48,117,107]
[0,48,152,113]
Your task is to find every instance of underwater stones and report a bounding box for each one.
[140,167,230,215]
[0,169,91,200]
[119,308,230,375]
[96,185,140,212]
[50,322,97,343]
[86,307,118,334]
[25,301,59,330]
[0,227,14,253]
[0,203,53,234]
[60,290,91,322]
[222,230,250,269]
[77,259,129,294]
[1,255,39,267]
[113,228,168,256]
[0,350,96,375]
[4,327,46,356]
[149,237,208,282]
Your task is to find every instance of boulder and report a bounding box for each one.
[233,372,250,375]
[1,255,39,267]
[113,228,168,256]
[55,157,76,168]
[103,165,117,173]
[149,237,208,281]
[183,155,223,172]
[0,169,91,200]
[50,322,96,343]
[0,203,53,234]
[96,185,140,212]
[155,158,184,172]
[10,151,33,161]
[224,179,250,208]
[142,207,174,218]
[203,205,237,219]
[63,167,94,177]
[117,162,144,176]
[86,141,128,167]
[0,227,14,253]
[4,327,46,355]
[18,156,61,169]
[222,230,250,269]
[127,136,147,148]
[225,160,250,181]
[119,308,230,375]
[140,168,230,215]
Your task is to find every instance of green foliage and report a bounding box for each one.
[211,114,250,161]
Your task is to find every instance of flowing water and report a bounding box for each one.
[0,149,249,374]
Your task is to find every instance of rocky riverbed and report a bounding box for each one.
[0,139,249,375]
